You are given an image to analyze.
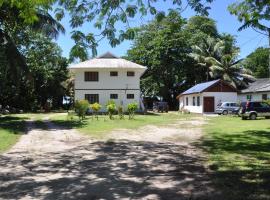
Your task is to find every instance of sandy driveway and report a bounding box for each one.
[0,116,217,200]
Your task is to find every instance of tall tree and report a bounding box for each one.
[208,49,254,89]
[244,47,270,78]
[228,1,270,78]
[126,11,192,108]
[190,36,224,81]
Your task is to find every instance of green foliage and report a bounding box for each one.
[118,105,124,120]
[106,100,116,120]
[74,100,89,121]
[244,47,270,78]
[56,0,214,60]
[228,1,270,33]
[127,103,138,120]
[90,103,102,120]
[126,11,220,108]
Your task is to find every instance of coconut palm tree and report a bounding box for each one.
[208,50,255,89]
[0,4,65,77]
[190,36,224,81]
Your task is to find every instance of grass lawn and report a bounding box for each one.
[0,116,27,153]
[202,116,270,200]
[50,112,193,138]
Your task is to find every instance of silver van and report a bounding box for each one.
[216,102,240,115]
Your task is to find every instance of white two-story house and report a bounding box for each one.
[69,52,147,111]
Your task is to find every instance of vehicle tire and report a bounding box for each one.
[265,116,270,119]
[222,110,228,115]
[242,116,247,120]
[249,113,257,120]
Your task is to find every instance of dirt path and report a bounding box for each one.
[0,116,218,200]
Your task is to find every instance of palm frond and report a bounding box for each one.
[32,10,65,39]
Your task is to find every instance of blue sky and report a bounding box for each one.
[55,0,268,59]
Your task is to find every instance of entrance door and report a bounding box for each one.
[203,97,215,113]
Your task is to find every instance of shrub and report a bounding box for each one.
[74,100,89,121]
[90,103,102,120]
[127,102,138,119]
[118,105,124,120]
[106,100,116,120]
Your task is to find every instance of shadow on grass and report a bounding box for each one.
[0,141,216,200]
[200,129,270,200]
[0,116,28,134]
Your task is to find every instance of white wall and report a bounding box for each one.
[179,92,237,113]
[238,92,270,102]
[74,68,144,89]
[75,89,140,112]
[73,68,144,110]
[179,94,203,113]
[202,92,238,111]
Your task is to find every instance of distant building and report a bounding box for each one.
[238,78,270,102]
[69,52,147,111]
[177,79,238,113]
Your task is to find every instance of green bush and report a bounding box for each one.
[127,102,138,120]
[118,105,124,120]
[74,100,89,121]
[263,99,270,105]
[106,100,116,120]
[90,103,102,120]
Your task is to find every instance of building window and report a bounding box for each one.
[197,96,200,106]
[85,72,98,81]
[127,71,135,76]
[247,94,252,101]
[127,94,134,99]
[262,94,268,100]
[193,97,196,106]
[110,71,118,76]
[186,97,188,106]
[110,94,118,99]
[85,94,99,104]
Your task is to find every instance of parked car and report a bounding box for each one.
[215,102,240,115]
[239,101,270,120]
[153,102,169,113]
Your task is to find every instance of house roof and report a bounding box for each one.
[181,79,220,95]
[241,78,270,93]
[69,51,147,70]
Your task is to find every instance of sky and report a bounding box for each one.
[55,0,268,60]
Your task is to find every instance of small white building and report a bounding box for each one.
[238,78,270,102]
[69,52,147,111]
[177,79,238,113]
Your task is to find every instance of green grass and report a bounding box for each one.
[202,116,270,199]
[0,116,27,153]
[50,112,193,138]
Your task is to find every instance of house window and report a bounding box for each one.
[110,94,118,99]
[197,96,200,106]
[262,94,268,100]
[127,94,134,99]
[110,71,118,76]
[85,72,98,81]
[193,97,196,106]
[247,94,252,101]
[85,94,99,104]
[186,97,189,106]
[127,71,135,76]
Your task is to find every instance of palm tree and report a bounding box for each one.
[190,36,224,81]
[0,4,65,78]
[208,50,255,89]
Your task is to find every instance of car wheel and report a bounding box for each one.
[222,110,228,115]
[249,113,257,120]
[265,116,270,119]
